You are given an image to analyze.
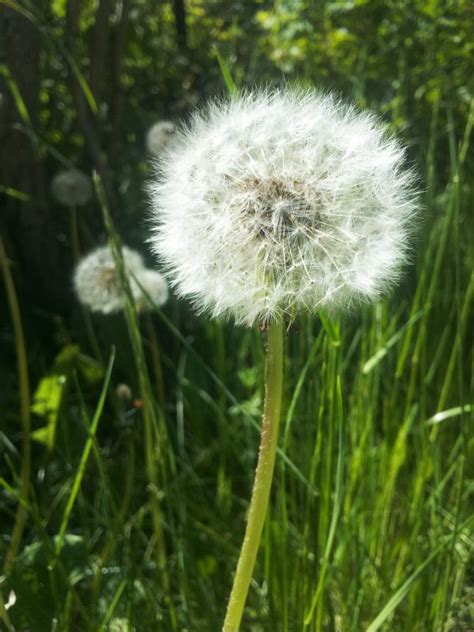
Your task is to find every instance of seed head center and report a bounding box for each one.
[240,178,319,242]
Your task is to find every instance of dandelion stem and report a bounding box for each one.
[223,318,283,632]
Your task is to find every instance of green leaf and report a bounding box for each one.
[30,374,67,449]
[7,535,90,632]
[53,344,103,383]
[76,353,104,383]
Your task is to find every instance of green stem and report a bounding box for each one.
[145,312,165,406]
[69,205,102,361]
[0,237,31,577]
[94,173,176,626]
[223,319,284,632]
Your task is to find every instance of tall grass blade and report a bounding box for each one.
[55,347,115,556]
[366,518,473,632]
[214,47,238,95]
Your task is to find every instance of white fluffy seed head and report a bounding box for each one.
[148,89,420,327]
[146,121,175,156]
[73,245,145,314]
[133,269,169,311]
[51,169,93,207]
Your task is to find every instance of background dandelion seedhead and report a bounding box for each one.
[149,89,419,326]
[51,169,93,207]
[73,245,145,314]
[133,269,169,310]
[146,120,175,156]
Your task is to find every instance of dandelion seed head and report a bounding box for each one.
[51,169,93,207]
[116,383,133,401]
[146,120,175,156]
[133,269,169,310]
[73,245,145,314]
[148,89,419,326]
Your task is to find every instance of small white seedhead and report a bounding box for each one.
[146,120,175,156]
[51,169,93,207]
[149,89,419,326]
[115,383,132,401]
[133,269,169,311]
[73,245,145,314]
[108,619,134,632]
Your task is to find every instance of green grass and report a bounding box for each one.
[1,10,473,632]
[2,120,473,630]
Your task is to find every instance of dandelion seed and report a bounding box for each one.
[146,120,175,156]
[149,89,419,326]
[51,169,93,207]
[73,245,145,314]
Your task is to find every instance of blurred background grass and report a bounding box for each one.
[0,1,473,630]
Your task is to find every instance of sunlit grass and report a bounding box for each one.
[1,22,473,632]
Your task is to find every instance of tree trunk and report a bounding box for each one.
[0,4,68,310]
[173,0,188,51]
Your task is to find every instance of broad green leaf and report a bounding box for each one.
[30,374,67,449]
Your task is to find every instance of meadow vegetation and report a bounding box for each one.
[0,1,472,630]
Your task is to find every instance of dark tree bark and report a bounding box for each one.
[89,0,112,105]
[66,0,116,209]
[0,3,68,310]
[108,0,131,157]
[173,0,188,51]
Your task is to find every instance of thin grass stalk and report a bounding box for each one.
[55,348,116,556]
[436,107,470,625]
[144,312,165,405]
[0,237,31,576]
[93,173,175,625]
[304,376,344,630]
[69,203,102,360]
[0,474,94,625]
[222,318,283,632]
[90,440,136,609]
